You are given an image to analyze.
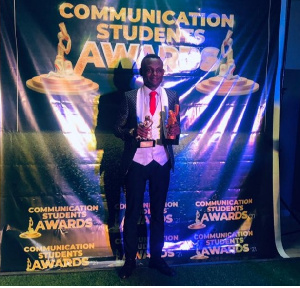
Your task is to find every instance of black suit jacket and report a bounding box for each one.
[114,87,180,178]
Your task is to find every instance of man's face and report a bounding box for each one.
[141,58,164,90]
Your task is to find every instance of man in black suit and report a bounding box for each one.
[114,54,180,279]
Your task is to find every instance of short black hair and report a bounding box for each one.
[140,54,162,75]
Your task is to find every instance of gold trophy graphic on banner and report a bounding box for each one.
[19,217,42,239]
[196,29,259,96]
[190,241,209,260]
[26,258,33,272]
[26,22,99,95]
[188,210,206,229]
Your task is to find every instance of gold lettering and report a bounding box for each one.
[74,41,105,75]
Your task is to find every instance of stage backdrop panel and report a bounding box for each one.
[0,0,286,273]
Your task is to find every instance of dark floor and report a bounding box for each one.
[0,257,300,286]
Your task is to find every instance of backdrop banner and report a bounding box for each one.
[0,0,285,273]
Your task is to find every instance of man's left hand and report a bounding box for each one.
[167,122,180,137]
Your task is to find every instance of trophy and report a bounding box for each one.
[165,104,180,145]
[19,217,41,239]
[136,116,156,148]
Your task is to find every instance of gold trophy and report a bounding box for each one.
[136,116,156,148]
[165,104,180,145]
[19,217,41,239]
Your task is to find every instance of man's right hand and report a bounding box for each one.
[137,124,151,139]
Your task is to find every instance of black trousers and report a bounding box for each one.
[123,160,171,259]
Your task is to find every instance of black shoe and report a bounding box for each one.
[118,259,136,279]
[149,258,176,277]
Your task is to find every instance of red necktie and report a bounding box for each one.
[149,91,156,116]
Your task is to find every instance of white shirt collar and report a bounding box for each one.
[142,85,161,105]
